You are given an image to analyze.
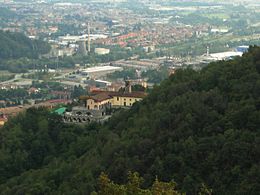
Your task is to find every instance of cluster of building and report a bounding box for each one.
[63,81,147,123]
[0,0,214,59]
[0,62,151,126]
[0,80,74,126]
[202,46,249,61]
[0,0,258,126]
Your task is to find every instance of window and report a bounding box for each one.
[130,99,132,101]
[117,97,119,101]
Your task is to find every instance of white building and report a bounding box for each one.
[95,48,110,55]
[80,66,122,78]
[206,51,243,61]
[211,29,229,33]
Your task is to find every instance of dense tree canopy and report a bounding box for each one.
[0,46,259,195]
[92,172,185,195]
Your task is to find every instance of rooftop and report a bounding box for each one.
[54,107,67,115]
[87,91,147,102]
[81,66,122,74]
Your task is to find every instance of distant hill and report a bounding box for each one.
[0,31,50,60]
[0,46,259,194]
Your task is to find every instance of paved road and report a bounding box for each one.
[0,73,32,85]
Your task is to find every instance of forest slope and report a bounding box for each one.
[0,31,50,59]
[0,46,259,194]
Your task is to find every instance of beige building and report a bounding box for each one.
[85,91,146,110]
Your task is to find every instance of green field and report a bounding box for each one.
[0,71,14,82]
[202,13,230,19]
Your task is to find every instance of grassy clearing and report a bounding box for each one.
[202,13,230,19]
[0,71,15,82]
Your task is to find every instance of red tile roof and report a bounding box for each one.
[87,91,147,102]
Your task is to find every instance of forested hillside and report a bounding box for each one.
[0,31,50,59]
[0,8,17,19]
[0,46,259,195]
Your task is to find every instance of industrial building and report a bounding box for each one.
[58,34,108,43]
[236,46,249,53]
[84,79,112,88]
[208,51,243,61]
[80,66,123,78]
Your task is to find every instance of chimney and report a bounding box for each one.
[88,22,91,53]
